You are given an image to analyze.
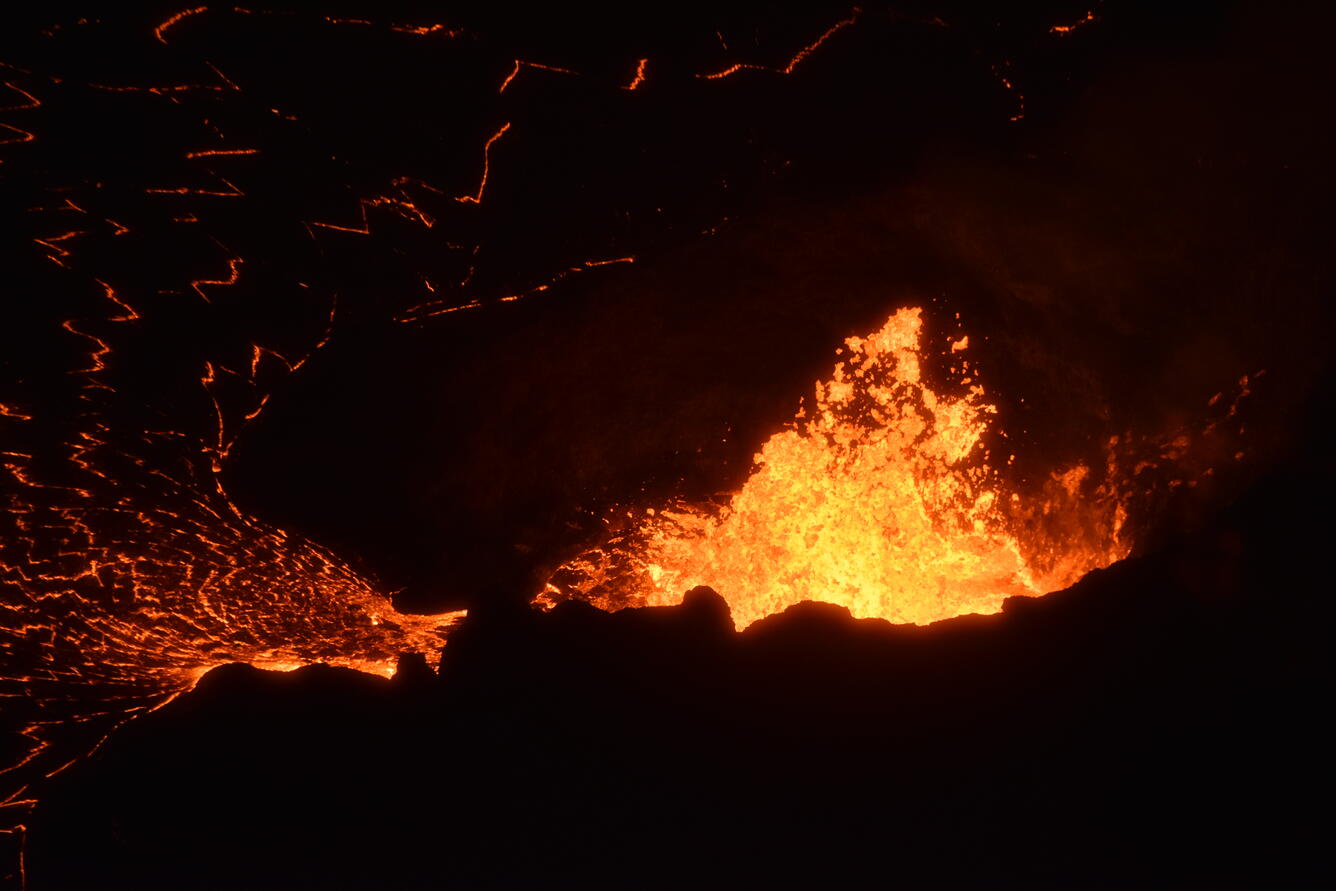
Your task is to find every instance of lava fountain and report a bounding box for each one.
[544,306,1141,627]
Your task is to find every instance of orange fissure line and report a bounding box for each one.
[1051,10,1098,34]
[697,7,860,80]
[185,148,258,159]
[624,58,648,91]
[154,6,209,44]
[397,256,634,323]
[499,60,578,93]
[0,122,35,144]
[190,257,243,304]
[1,81,40,111]
[145,175,244,197]
[0,403,32,421]
[456,122,511,204]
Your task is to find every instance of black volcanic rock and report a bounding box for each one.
[392,651,437,690]
[25,464,1333,889]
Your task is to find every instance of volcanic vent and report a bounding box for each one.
[543,304,1246,627]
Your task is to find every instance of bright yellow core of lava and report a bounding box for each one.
[547,306,1129,628]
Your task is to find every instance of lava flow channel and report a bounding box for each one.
[544,306,1137,628]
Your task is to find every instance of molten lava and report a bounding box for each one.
[544,307,1132,627]
[0,440,463,796]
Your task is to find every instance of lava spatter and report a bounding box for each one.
[543,307,1173,628]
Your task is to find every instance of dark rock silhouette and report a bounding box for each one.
[392,651,437,690]
[24,458,1333,889]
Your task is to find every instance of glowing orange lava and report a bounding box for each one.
[543,307,1132,627]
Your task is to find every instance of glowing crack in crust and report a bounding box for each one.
[624,59,649,91]
[397,256,636,323]
[1051,9,1100,35]
[698,8,862,80]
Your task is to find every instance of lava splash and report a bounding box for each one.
[544,306,1133,627]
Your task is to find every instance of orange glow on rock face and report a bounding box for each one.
[543,307,1132,628]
